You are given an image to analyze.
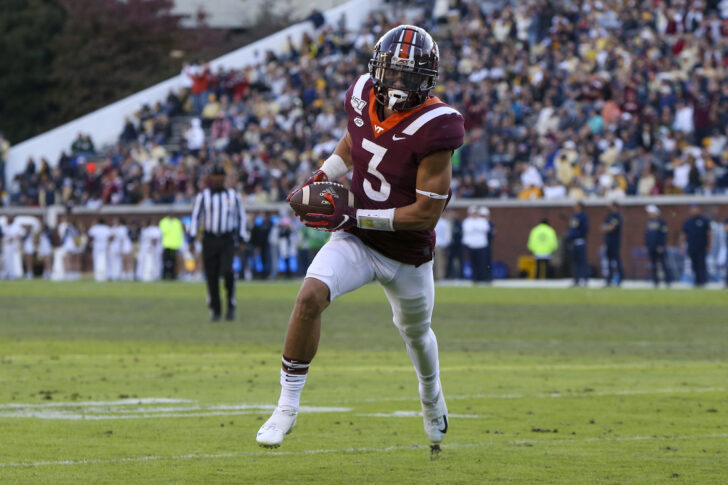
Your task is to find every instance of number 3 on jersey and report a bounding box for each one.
[361,138,391,202]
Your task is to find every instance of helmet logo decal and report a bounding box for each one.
[392,56,415,68]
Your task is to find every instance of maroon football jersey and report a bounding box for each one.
[344,74,464,265]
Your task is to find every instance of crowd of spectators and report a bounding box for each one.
[4,0,728,208]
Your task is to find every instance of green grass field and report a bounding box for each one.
[0,280,726,484]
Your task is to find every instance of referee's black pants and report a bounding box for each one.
[203,232,235,316]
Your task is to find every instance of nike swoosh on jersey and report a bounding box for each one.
[392,135,406,141]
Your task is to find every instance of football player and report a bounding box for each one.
[256,25,464,450]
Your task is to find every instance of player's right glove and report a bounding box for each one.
[286,170,328,202]
[303,192,357,232]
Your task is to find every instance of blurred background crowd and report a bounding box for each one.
[2,201,725,286]
[3,0,728,208]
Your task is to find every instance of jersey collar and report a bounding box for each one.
[367,90,441,138]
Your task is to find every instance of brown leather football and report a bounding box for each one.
[289,181,358,218]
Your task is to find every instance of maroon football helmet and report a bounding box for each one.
[368,25,439,112]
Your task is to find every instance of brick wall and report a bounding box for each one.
[449,201,728,279]
[3,199,727,279]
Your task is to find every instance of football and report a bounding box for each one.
[288,181,358,218]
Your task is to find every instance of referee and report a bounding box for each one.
[189,164,248,321]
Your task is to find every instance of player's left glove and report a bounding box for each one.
[304,192,357,232]
[286,170,328,202]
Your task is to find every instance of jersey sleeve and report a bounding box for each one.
[344,74,370,124]
[417,111,465,156]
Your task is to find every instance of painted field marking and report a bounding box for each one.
[0,398,192,410]
[0,402,351,421]
[3,358,723,371]
[311,361,726,372]
[357,411,480,418]
[1,387,723,420]
[346,387,726,404]
[2,434,726,468]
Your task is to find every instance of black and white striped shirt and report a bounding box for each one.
[190,188,247,239]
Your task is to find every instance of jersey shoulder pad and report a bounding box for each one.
[345,74,372,116]
[402,101,465,155]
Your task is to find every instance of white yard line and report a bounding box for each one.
[0,398,192,410]
[0,405,351,421]
[2,434,727,468]
[356,411,480,418]
[346,387,726,404]
[0,387,722,420]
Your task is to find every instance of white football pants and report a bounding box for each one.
[306,231,440,398]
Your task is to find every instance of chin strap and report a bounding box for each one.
[387,88,409,110]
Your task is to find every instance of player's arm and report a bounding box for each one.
[189,192,203,240]
[288,132,354,201]
[390,150,452,231]
[329,131,354,172]
[304,149,452,233]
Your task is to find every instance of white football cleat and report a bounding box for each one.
[421,389,448,444]
[256,406,298,448]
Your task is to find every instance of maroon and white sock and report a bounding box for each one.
[277,355,311,409]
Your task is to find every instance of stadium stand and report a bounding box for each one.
[3,0,728,208]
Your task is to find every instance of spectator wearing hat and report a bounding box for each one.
[681,204,711,287]
[528,219,558,279]
[644,205,671,287]
[601,201,623,287]
[189,164,247,321]
[567,201,589,287]
[462,206,491,283]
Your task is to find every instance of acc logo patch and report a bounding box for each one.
[354,117,364,127]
